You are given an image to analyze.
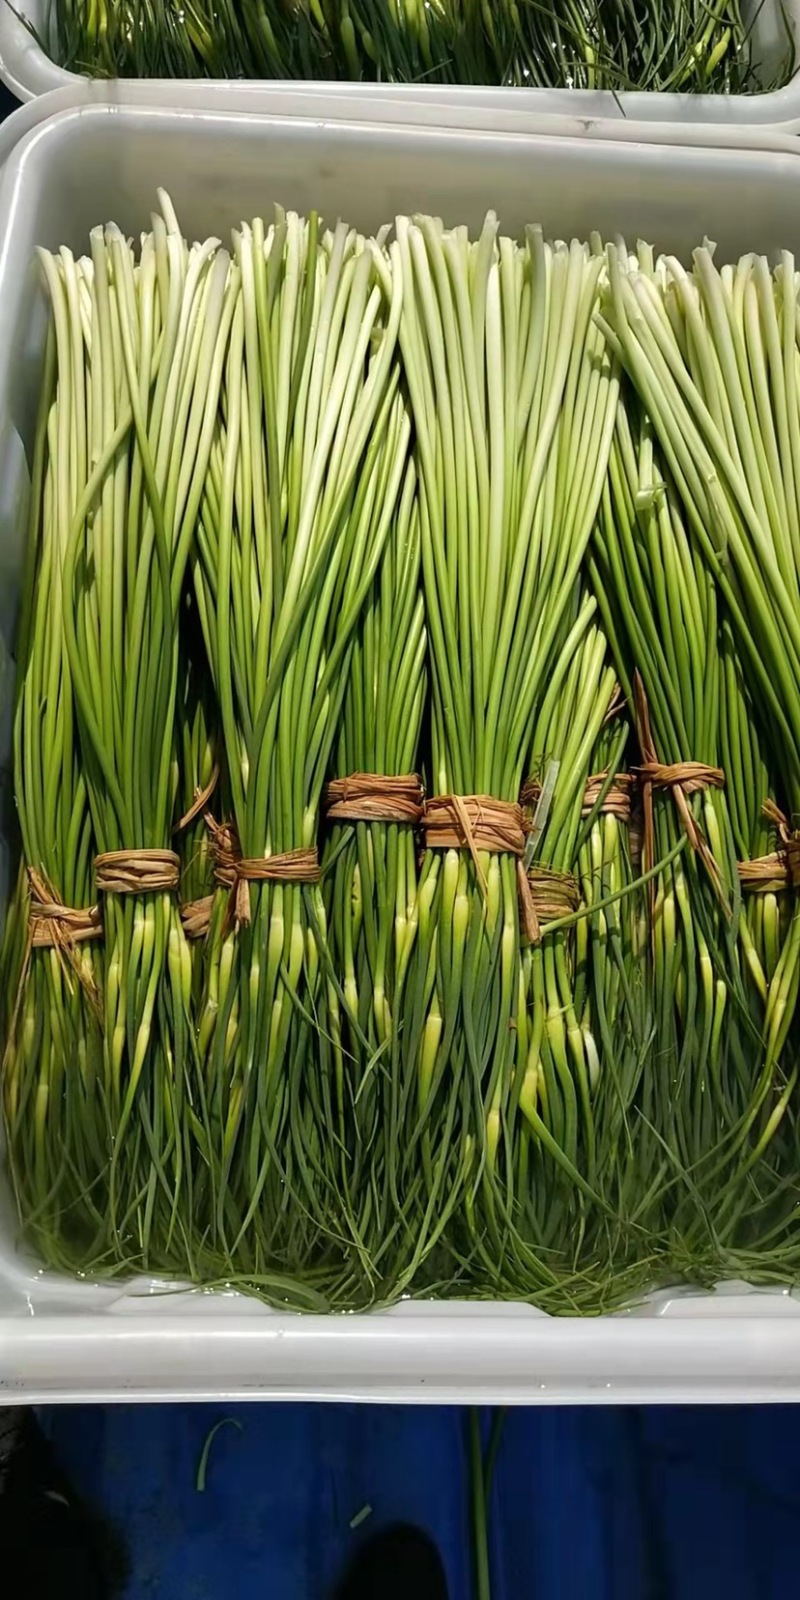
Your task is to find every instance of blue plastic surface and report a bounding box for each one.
[40,1401,800,1598]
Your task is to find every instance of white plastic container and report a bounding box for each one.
[3,99,800,1403]
[1,0,800,123]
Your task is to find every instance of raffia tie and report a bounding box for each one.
[422,793,540,945]
[206,815,320,929]
[525,865,581,944]
[581,771,633,823]
[633,672,726,909]
[173,767,221,938]
[635,761,725,799]
[324,772,424,824]
[180,894,215,940]
[521,772,633,824]
[175,764,220,833]
[3,871,102,1063]
[739,800,800,894]
[95,849,181,896]
[28,868,102,951]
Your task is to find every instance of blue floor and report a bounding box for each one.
[40,1402,800,1598]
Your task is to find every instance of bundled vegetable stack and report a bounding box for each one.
[46,0,789,94]
[1,312,106,1271]
[189,210,410,1304]
[385,218,622,1305]
[3,194,800,1313]
[597,244,800,1276]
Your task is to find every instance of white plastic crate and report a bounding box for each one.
[1,0,800,122]
[2,99,800,1403]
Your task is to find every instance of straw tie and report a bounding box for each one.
[580,771,633,823]
[4,871,103,1046]
[739,800,800,894]
[207,816,320,929]
[180,894,216,940]
[174,766,221,939]
[324,772,424,824]
[28,867,102,951]
[522,771,633,825]
[524,865,581,940]
[636,760,725,798]
[175,764,220,833]
[422,793,541,943]
[633,672,726,910]
[94,850,181,895]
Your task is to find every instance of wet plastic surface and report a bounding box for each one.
[1,0,799,124]
[2,100,800,1402]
